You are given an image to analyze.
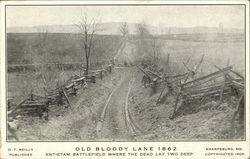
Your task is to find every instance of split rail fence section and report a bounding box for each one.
[9,64,114,120]
[137,56,244,123]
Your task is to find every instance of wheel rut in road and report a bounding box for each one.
[99,72,135,141]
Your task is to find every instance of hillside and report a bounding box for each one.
[7,33,122,65]
[7,22,244,35]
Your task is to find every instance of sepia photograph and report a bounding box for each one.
[5,4,246,142]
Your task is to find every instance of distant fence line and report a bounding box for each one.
[8,63,82,72]
[8,61,112,72]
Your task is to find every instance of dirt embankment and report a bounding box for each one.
[15,68,126,141]
[128,69,243,141]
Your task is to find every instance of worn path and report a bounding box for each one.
[99,68,135,141]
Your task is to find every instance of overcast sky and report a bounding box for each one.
[6,5,244,29]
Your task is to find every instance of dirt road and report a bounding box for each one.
[98,68,136,141]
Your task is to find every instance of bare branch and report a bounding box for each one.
[182,61,191,72]
[120,22,129,36]
[75,12,100,74]
[193,54,205,73]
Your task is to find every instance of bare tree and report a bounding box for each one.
[33,27,49,65]
[136,23,163,66]
[150,37,157,64]
[76,13,100,75]
[35,28,53,90]
[120,22,129,37]
[136,23,151,62]
[150,36,163,66]
[22,27,54,96]
[137,23,150,38]
[33,27,64,94]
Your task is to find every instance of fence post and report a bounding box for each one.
[108,65,112,73]
[99,70,103,79]
[150,79,157,96]
[91,75,96,83]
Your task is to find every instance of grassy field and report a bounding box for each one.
[160,39,245,75]
[7,33,245,105]
[7,70,78,106]
[7,33,123,106]
[7,33,122,65]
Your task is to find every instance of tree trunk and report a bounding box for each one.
[85,57,89,75]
